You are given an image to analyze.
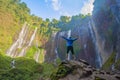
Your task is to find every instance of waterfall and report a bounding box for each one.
[88,21,102,68]
[52,32,59,60]
[18,27,38,57]
[34,50,40,62]
[18,47,27,57]
[7,22,38,58]
[68,30,71,38]
[110,4,120,24]
[28,27,37,46]
[55,48,59,58]
[67,30,71,60]
[7,23,28,57]
[110,2,120,70]
[84,44,88,59]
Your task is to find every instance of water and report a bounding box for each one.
[88,21,102,68]
[68,30,71,38]
[7,23,28,57]
[34,50,40,62]
[18,47,27,57]
[55,48,59,58]
[53,32,59,59]
[18,23,28,48]
[67,30,71,60]
[110,3,120,70]
[19,28,38,57]
[110,4,120,24]
[28,27,37,46]
[7,23,38,58]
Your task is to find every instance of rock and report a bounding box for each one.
[95,76,106,80]
[50,60,120,80]
[79,59,89,66]
[115,74,120,80]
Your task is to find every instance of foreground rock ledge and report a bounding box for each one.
[50,59,120,80]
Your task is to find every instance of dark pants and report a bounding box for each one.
[67,46,74,54]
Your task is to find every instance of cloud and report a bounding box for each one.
[59,10,70,16]
[80,0,94,15]
[45,0,48,3]
[51,0,61,11]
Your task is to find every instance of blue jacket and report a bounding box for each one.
[62,36,78,46]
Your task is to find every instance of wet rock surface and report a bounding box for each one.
[50,59,120,80]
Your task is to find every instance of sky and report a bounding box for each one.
[21,0,94,20]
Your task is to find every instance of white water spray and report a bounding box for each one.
[67,30,71,60]
[88,21,102,68]
[68,30,71,38]
[28,28,37,46]
[34,50,40,62]
[7,23,38,58]
[7,23,28,57]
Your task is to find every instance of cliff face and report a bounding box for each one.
[93,0,120,66]
[45,0,120,69]
[44,17,100,67]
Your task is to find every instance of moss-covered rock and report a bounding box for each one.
[102,52,116,70]
[115,59,120,70]
[0,53,43,80]
[50,60,120,80]
[50,62,73,80]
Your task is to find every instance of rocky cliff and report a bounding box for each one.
[45,0,120,70]
[93,0,120,69]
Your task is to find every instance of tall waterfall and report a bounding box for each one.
[110,2,120,70]
[88,21,102,68]
[7,23,38,58]
[34,50,40,62]
[67,30,71,60]
[18,27,37,57]
[28,28,37,46]
[52,32,59,59]
[68,30,71,38]
[7,22,28,57]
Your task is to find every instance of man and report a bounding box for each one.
[61,36,78,60]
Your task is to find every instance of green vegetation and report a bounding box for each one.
[26,46,38,58]
[50,63,72,80]
[102,52,115,70]
[0,53,12,70]
[115,59,120,70]
[40,63,55,79]
[0,0,31,53]
[0,53,42,80]
[102,52,120,70]
[0,53,57,80]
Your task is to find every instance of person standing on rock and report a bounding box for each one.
[61,36,78,60]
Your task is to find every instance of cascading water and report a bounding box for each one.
[7,22,38,59]
[52,31,59,61]
[7,22,28,57]
[18,27,38,57]
[28,27,37,46]
[88,21,102,68]
[34,50,40,62]
[68,30,71,38]
[67,30,71,60]
[110,1,120,70]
